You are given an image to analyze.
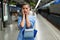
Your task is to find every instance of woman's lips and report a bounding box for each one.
[24,11,27,14]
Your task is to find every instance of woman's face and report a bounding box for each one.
[22,5,30,14]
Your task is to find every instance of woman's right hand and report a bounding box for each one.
[22,10,25,16]
[20,10,25,28]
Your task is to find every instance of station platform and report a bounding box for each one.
[0,14,60,40]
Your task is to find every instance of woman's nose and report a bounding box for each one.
[24,9,27,12]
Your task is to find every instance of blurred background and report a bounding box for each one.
[0,0,60,40]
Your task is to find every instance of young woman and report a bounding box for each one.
[17,3,35,40]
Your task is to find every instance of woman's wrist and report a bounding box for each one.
[23,14,25,20]
[25,14,28,19]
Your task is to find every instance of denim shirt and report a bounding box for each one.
[17,15,35,40]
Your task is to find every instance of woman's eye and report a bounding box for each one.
[23,8,25,9]
[26,8,28,9]
[22,8,28,10]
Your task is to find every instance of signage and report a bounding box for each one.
[54,0,60,4]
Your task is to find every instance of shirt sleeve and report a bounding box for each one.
[30,16,36,28]
[18,16,23,30]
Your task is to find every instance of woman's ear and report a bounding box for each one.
[29,7,31,10]
[30,8,31,10]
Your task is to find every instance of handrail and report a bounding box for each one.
[34,0,41,11]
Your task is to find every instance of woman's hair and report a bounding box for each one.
[21,3,30,8]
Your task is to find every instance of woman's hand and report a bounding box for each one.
[25,13,31,28]
[20,11,25,28]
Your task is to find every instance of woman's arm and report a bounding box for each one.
[25,15,31,28]
[20,15,25,28]
[25,15,35,28]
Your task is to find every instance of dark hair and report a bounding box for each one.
[21,3,30,8]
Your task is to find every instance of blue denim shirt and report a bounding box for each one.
[17,15,35,40]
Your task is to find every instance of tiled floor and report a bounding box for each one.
[0,14,60,40]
